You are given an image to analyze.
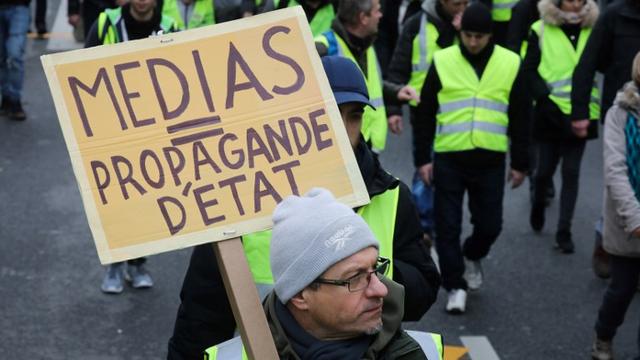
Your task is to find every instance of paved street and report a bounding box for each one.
[1,1,640,359]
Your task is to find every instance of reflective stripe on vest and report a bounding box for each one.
[316,30,388,151]
[162,0,215,30]
[406,330,444,360]
[98,7,176,44]
[273,0,334,36]
[492,0,517,21]
[408,15,442,107]
[243,187,400,294]
[532,20,600,119]
[434,45,519,153]
[205,330,443,360]
[203,336,248,360]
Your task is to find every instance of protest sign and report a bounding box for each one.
[41,7,369,264]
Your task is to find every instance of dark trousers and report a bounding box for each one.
[34,0,46,32]
[533,140,586,233]
[595,254,640,354]
[434,156,505,290]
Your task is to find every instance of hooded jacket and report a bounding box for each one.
[264,277,428,359]
[602,81,640,257]
[571,0,640,123]
[383,0,459,117]
[167,141,441,360]
[522,0,599,142]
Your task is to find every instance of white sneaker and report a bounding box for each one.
[446,289,467,314]
[464,258,483,291]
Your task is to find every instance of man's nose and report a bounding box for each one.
[365,274,388,298]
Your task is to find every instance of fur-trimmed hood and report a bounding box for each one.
[614,81,640,117]
[538,0,599,27]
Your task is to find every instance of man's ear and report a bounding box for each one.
[289,290,311,311]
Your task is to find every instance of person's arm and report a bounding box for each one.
[505,0,530,53]
[570,7,613,121]
[384,14,421,117]
[167,245,237,360]
[413,64,440,167]
[507,65,530,174]
[391,182,441,321]
[84,19,102,48]
[603,106,640,234]
[522,30,549,101]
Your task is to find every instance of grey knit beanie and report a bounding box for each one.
[270,188,379,303]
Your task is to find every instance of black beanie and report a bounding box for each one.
[461,2,493,34]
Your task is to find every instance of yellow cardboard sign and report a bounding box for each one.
[41,8,368,264]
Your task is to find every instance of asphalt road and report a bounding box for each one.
[1,1,639,359]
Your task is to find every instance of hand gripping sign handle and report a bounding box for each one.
[213,238,279,360]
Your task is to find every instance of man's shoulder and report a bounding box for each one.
[379,330,429,359]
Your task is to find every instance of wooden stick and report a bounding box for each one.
[213,238,279,359]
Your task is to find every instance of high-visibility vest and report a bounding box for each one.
[316,30,388,151]
[242,187,399,300]
[204,330,444,360]
[492,0,518,22]
[97,7,176,44]
[274,0,334,36]
[433,45,520,153]
[162,0,215,30]
[408,14,444,107]
[532,20,600,120]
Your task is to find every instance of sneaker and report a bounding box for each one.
[8,100,26,121]
[124,263,154,289]
[556,230,575,254]
[446,289,467,314]
[464,258,483,291]
[591,338,613,360]
[530,202,545,232]
[101,263,124,294]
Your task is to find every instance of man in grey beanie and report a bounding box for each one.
[206,188,442,359]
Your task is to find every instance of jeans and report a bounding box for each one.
[433,156,505,290]
[532,140,586,234]
[0,5,29,101]
[595,254,640,356]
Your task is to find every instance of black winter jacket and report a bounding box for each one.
[506,0,540,54]
[571,0,640,123]
[166,140,441,360]
[375,0,423,74]
[383,0,458,117]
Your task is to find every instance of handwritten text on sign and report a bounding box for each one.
[42,9,367,263]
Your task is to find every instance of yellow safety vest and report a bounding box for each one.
[97,7,176,44]
[408,14,444,107]
[242,187,399,300]
[316,30,388,151]
[162,0,215,30]
[532,20,600,119]
[204,330,444,360]
[274,0,334,36]
[492,0,518,22]
[433,45,520,153]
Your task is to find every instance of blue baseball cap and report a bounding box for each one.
[321,56,376,110]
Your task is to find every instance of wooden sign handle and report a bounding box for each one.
[213,238,279,359]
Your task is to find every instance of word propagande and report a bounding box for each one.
[89,108,333,235]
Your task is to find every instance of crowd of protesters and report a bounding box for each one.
[4,0,640,358]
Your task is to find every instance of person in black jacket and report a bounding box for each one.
[375,0,423,73]
[167,56,441,360]
[414,2,528,314]
[570,0,640,278]
[523,0,599,253]
[506,0,540,55]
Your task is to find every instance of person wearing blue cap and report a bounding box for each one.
[167,56,441,360]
